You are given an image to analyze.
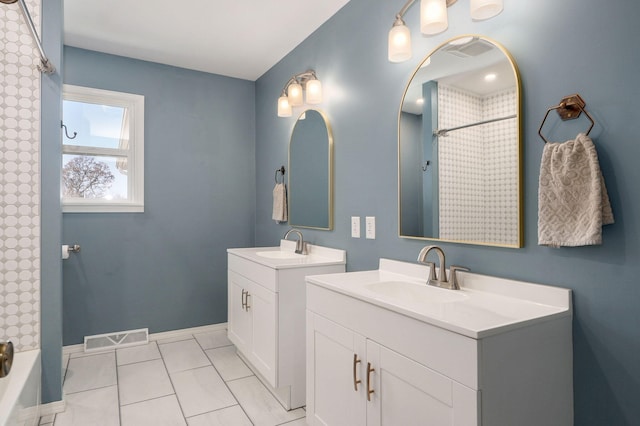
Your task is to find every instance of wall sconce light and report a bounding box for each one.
[388,0,503,63]
[277,69,322,117]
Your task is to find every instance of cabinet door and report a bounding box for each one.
[306,312,366,426]
[247,281,278,387]
[366,341,479,426]
[227,270,252,354]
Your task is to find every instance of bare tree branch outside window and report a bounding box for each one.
[63,156,115,198]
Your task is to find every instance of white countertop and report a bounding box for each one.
[227,240,346,270]
[306,258,572,339]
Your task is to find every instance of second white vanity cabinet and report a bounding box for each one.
[306,259,573,426]
[227,241,345,410]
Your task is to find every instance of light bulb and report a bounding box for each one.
[287,82,303,106]
[388,21,412,63]
[306,79,323,104]
[470,0,503,20]
[277,96,292,117]
[421,0,448,35]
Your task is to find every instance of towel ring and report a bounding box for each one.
[275,165,285,183]
[538,94,595,144]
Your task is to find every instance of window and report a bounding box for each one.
[62,85,144,212]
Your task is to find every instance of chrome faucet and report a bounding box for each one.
[283,228,306,254]
[417,245,469,290]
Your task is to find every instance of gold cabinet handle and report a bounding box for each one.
[241,289,247,310]
[353,354,362,391]
[366,362,375,401]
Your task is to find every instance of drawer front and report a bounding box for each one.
[228,254,277,292]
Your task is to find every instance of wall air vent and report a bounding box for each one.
[444,38,494,58]
[84,328,149,353]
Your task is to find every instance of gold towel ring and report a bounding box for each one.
[538,94,595,144]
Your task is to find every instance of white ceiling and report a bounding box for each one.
[64,0,351,81]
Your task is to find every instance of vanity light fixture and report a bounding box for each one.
[277,69,322,117]
[388,0,504,63]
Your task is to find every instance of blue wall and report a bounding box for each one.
[62,47,256,345]
[255,0,640,424]
[40,0,63,404]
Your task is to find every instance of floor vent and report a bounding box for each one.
[84,328,149,353]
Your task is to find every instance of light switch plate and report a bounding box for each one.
[365,216,375,239]
[351,216,361,238]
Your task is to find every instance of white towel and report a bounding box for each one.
[272,183,288,223]
[538,133,614,247]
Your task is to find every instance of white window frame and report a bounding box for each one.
[62,85,144,213]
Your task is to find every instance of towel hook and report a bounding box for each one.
[538,94,595,144]
[275,165,285,183]
[61,121,77,140]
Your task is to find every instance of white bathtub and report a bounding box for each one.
[0,349,40,426]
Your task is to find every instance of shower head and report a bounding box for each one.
[0,0,19,4]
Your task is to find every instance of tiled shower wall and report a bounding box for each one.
[438,85,517,244]
[0,0,41,351]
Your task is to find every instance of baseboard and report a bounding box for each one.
[63,323,228,355]
[39,399,66,417]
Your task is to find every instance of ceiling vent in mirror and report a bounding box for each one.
[443,38,494,58]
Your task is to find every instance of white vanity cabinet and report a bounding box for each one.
[227,241,345,410]
[307,312,478,426]
[306,259,573,426]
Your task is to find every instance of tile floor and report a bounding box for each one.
[39,329,306,426]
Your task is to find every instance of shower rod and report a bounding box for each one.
[1,0,55,74]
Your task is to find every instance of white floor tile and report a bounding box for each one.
[171,366,237,417]
[278,418,308,426]
[54,385,119,426]
[194,330,232,350]
[186,405,252,426]
[117,342,161,366]
[63,352,117,394]
[227,376,305,426]
[38,414,55,425]
[159,339,211,373]
[70,349,115,359]
[205,346,252,381]
[118,359,174,405]
[155,335,195,345]
[120,395,186,426]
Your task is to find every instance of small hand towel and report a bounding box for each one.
[538,133,614,247]
[272,182,288,223]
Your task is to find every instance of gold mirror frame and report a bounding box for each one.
[288,109,334,230]
[397,35,523,248]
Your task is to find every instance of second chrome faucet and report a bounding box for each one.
[417,245,469,290]
[283,228,306,254]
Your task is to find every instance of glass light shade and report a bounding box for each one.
[420,0,448,35]
[287,82,303,106]
[305,79,323,104]
[470,0,503,20]
[388,23,412,63]
[277,96,292,117]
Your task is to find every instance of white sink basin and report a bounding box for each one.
[365,281,468,304]
[256,250,304,259]
[305,258,572,339]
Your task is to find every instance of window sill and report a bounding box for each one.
[63,203,144,213]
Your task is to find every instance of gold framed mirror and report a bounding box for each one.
[398,35,522,247]
[288,109,334,230]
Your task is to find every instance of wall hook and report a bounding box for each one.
[61,121,77,139]
[275,165,286,183]
[422,161,431,171]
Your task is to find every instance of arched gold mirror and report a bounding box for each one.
[398,35,522,247]
[288,109,333,230]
